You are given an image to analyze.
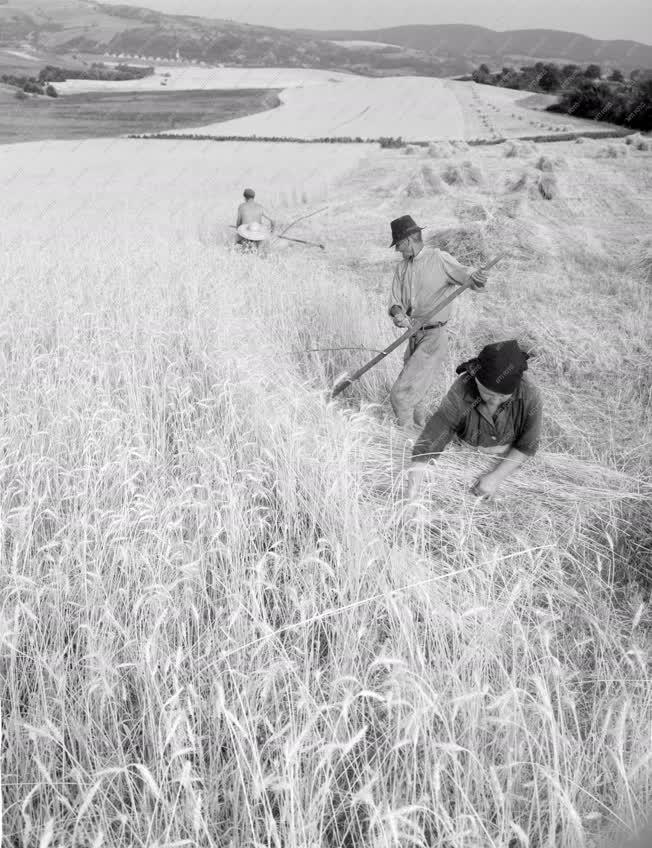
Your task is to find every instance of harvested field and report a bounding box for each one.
[163,76,466,141]
[54,66,354,94]
[111,73,626,142]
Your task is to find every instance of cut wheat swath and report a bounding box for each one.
[331,252,507,397]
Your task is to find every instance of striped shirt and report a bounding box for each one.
[389,245,472,324]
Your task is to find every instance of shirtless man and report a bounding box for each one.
[235,188,275,246]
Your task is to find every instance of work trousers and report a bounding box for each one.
[390,325,448,429]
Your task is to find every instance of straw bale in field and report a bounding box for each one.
[462,160,484,185]
[426,223,487,265]
[427,141,453,158]
[538,172,558,200]
[503,140,537,158]
[404,177,426,197]
[625,133,650,150]
[441,163,465,185]
[496,196,525,219]
[442,160,484,187]
[456,200,489,222]
[536,155,555,171]
[595,144,628,158]
[421,164,447,194]
[625,133,650,151]
[506,169,534,193]
[404,165,448,198]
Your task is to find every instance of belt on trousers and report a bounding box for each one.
[419,320,448,331]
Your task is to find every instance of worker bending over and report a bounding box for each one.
[407,340,543,500]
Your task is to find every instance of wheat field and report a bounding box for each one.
[0,135,651,847]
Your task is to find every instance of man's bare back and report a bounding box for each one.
[236,199,274,229]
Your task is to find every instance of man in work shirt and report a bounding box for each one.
[388,215,489,430]
[235,188,275,247]
[407,339,543,500]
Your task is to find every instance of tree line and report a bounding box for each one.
[37,64,154,83]
[1,74,58,98]
[470,62,652,131]
[2,63,154,100]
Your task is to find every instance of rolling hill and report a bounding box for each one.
[2,2,650,77]
[300,24,652,73]
[0,0,445,74]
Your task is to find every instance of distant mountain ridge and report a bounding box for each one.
[298,24,652,71]
[0,3,650,75]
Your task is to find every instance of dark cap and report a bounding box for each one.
[390,215,423,247]
[243,188,255,198]
[456,340,530,394]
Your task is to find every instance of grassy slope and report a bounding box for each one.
[0,136,650,847]
[0,87,280,144]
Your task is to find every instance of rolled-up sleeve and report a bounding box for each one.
[513,387,543,456]
[388,264,406,316]
[412,381,465,463]
[438,250,471,286]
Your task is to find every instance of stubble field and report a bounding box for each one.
[50,68,619,142]
[0,132,650,847]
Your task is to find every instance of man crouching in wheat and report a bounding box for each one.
[235,187,275,252]
[388,215,489,431]
[406,340,543,500]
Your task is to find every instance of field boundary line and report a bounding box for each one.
[127,129,636,145]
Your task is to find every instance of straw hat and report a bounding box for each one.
[237,221,270,241]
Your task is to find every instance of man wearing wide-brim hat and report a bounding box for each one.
[387,214,489,430]
[236,220,271,251]
[236,188,275,250]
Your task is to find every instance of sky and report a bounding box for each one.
[100,0,652,44]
